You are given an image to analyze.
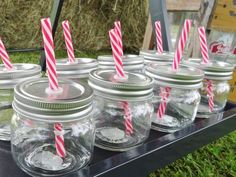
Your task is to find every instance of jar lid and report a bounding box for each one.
[183,58,234,80]
[0,64,42,89]
[139,50,174,63]
[88,69,153,101]
[56,58,98,79]
[97,54,144,71]
[13,78,93,122]
[145,63,204,89]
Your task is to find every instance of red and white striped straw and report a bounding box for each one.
[198,26,209,63]
[109,27,133,135]
[0,38,13,70]
[41,18,59,91]
[114,21,123,56]
[157,20,192,119]
[157,87,171,118]
[62,20,75,63]
[122,101,133,135]
[198,26,214,111]
[206,80,214,112]
[109,29,125,78]
[172,19,192,70]
[54,123,66,158]
[155,21,163,54]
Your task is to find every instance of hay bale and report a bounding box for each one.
[0,0,148,52]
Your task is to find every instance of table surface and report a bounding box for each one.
[0,102,236,177]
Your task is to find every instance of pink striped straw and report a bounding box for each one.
[62,20,75,63]
[198,27,209,63]
[41,18,66,158]
[114,21,123,56]
[0,38,13,70]
[155,21,163,54]
[109,27,133,135]
[121,102,133,135]
[172,19,192,70]
[198,26,214,112]
[206,80,214,112]
[157,87,171,118]
[109,29,125,78]
[54,123,66,158]
[41,18,59,91]
[157,19,192,119]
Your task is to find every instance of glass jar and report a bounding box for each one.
[0,64,41,141]
[183,59,234,118]
[11,78,95,177]
[145,63,204,133]
[56,58,98,83]
[139,49,174,65]
[88,69,154,151]
[97,55,144,73]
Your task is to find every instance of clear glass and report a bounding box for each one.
[0,89,14,141]
[197,79,230,118]
[93,95,153,151]
[11,113,95,177]
[151,82,201,133]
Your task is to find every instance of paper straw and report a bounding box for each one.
[157,19,192,119]
[109,29,125,78]
[206,80,214,112]
[0,38,13,70]
[62,20,75,63]
[198,26,209,63]
[109,27,133,135]
[155,21,163,54]
[41,18,65,157]
[41,18,59,91]
[121,101,133,135]
[198,26,214,112]
[114,21,123,56]
[172,19,192,70]
[157,87,171,118]
[54,123,66,158]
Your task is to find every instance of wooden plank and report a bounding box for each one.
[209,0,236,32]
[142,14,154,50]
[166,0,202,11]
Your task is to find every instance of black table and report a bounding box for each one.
[1,102,236,177]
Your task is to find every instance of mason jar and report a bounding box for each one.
[139,49,174,65]
[11,78,95,177]
[183,59,234,118]
[0,64,41,141]
[145,63,204,133]
[97,55,144,73]
[56,58,98,83]
[88,69,154,151]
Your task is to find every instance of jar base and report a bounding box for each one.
[197,104,222,118]
[14,143,90,177]
[95,126,141,151]
[0,124,10,141]
[151,115,191,133]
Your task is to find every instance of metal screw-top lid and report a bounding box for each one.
[56,58,98,79]
[97,54,144,71]
[0,64,41,89]
[145,63,204,89]
[88,69,154,101]
[13,78,93,122]
[183,58,234,80]
[139,49,174,63]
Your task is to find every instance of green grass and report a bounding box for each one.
[5,51,236,177]
[149,131,236,177]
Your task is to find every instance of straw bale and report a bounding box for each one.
[0,0,148,52]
